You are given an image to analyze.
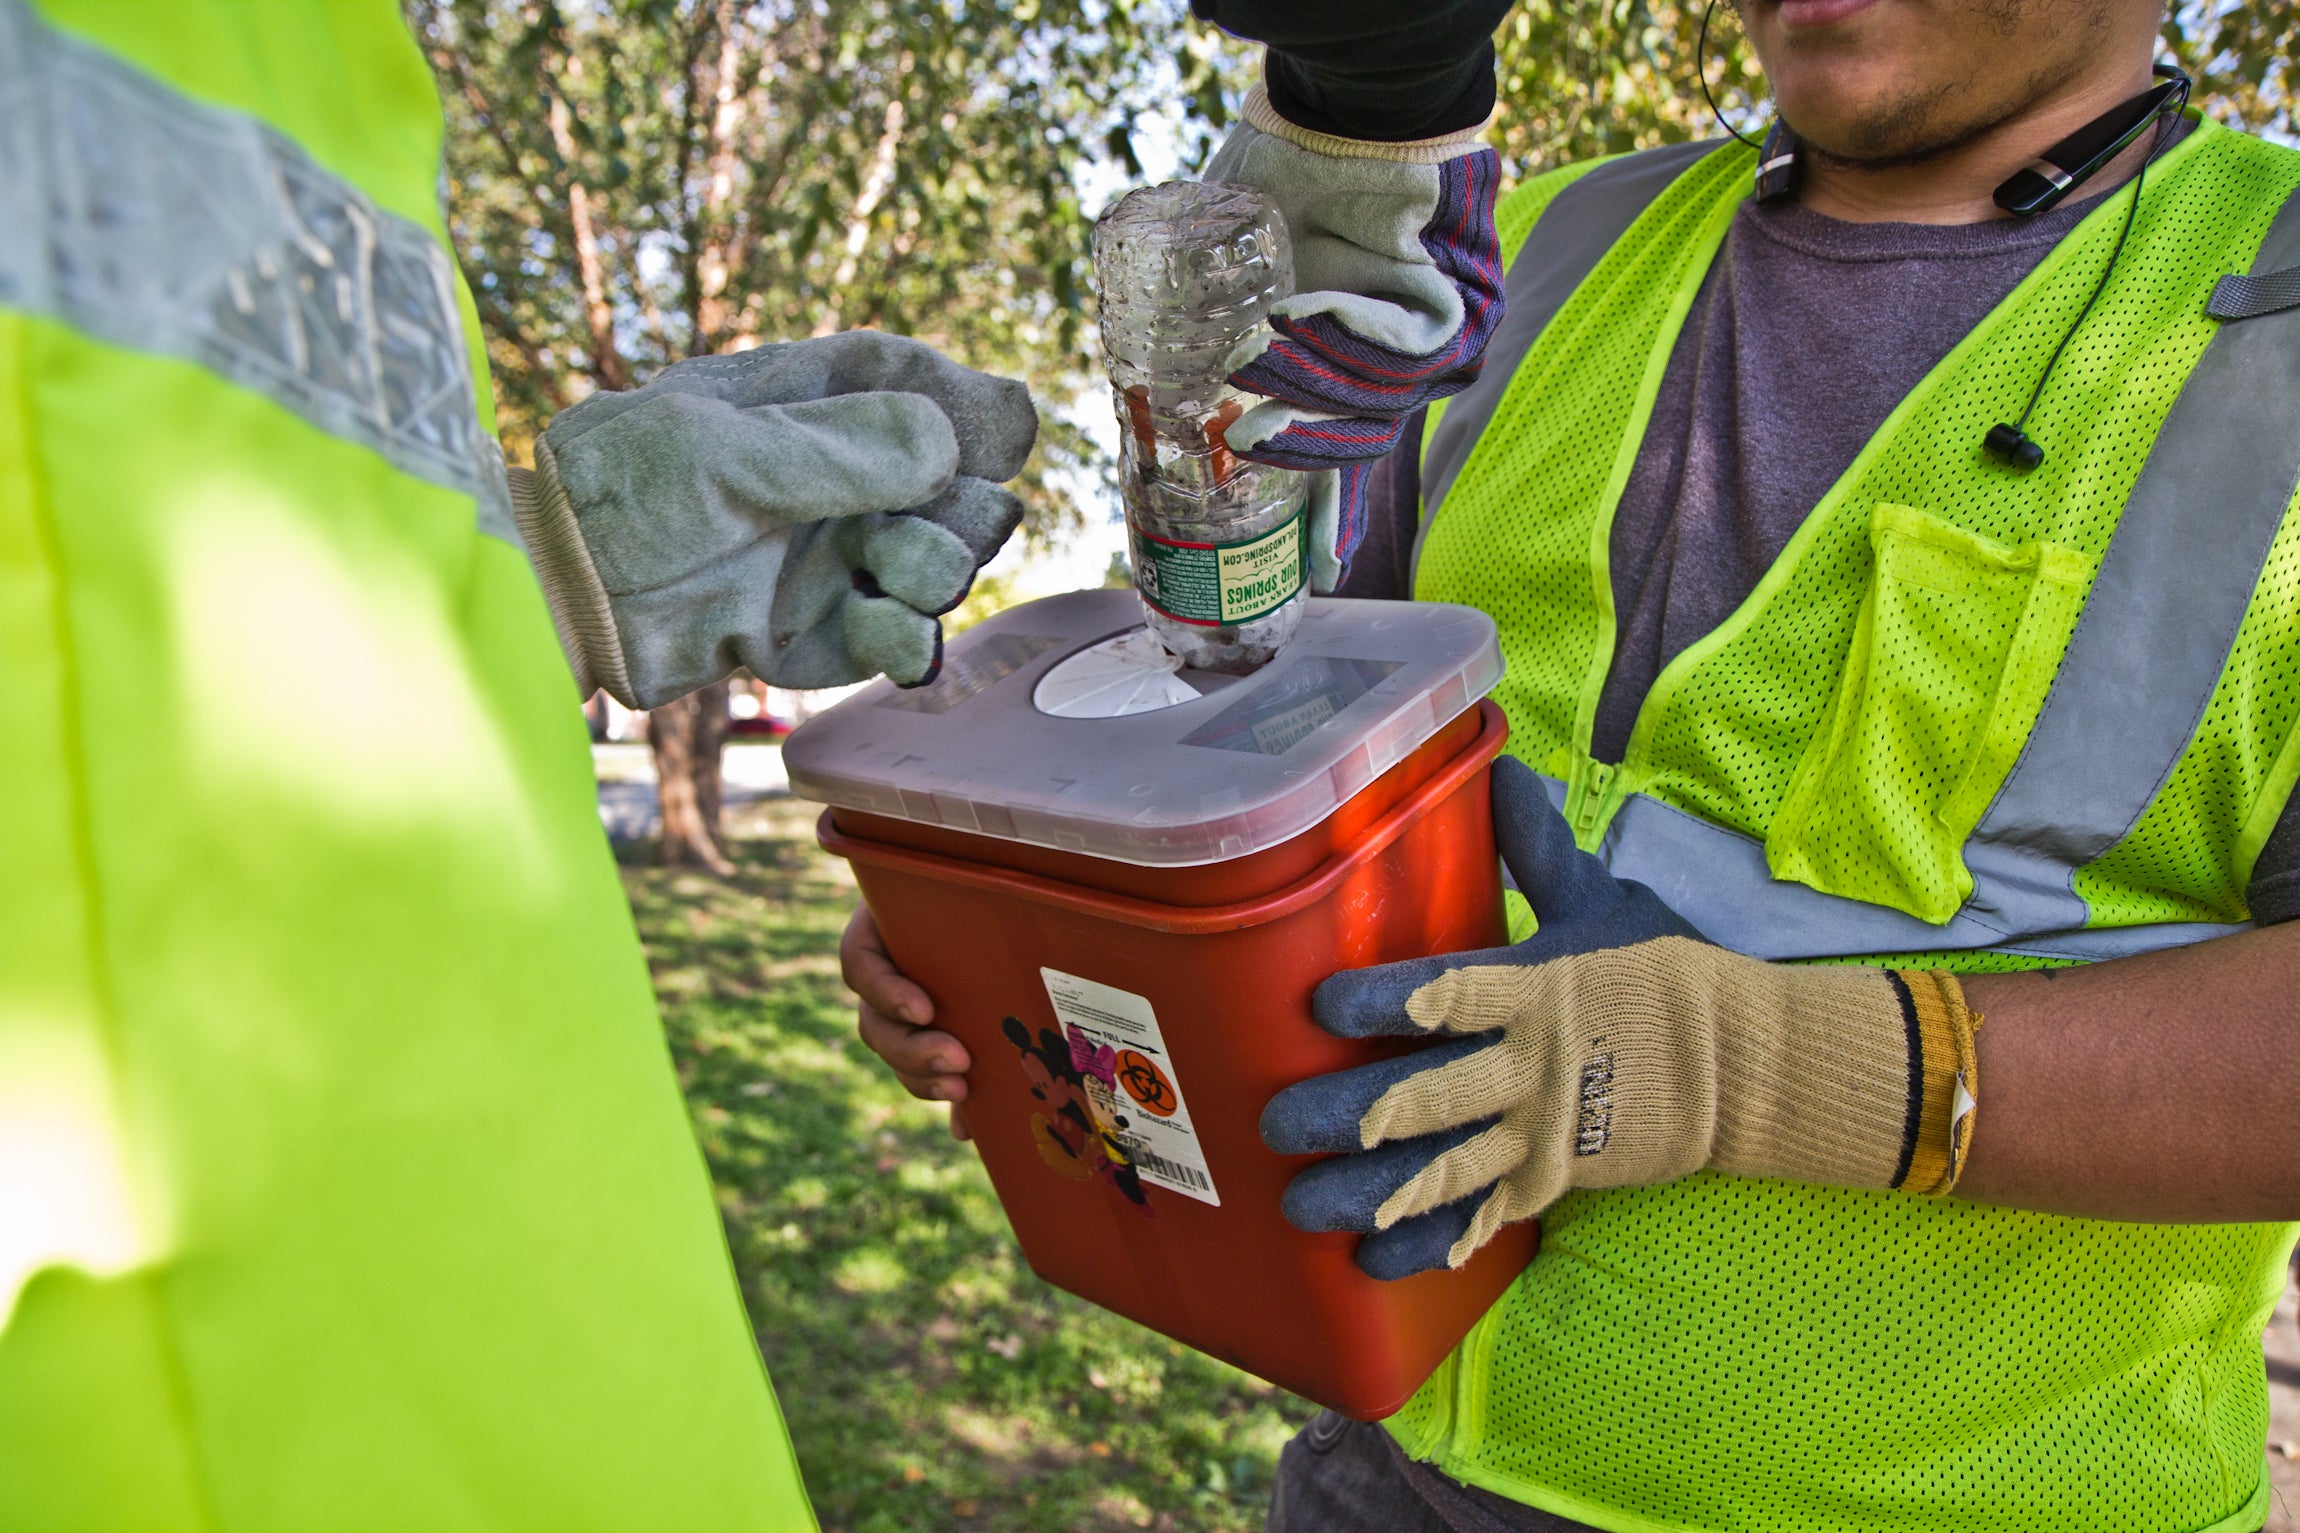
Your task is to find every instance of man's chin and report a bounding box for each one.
[1779,92,1998,172]
[1796,132,1978,172]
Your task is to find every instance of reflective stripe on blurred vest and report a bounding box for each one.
[0,0,517,542]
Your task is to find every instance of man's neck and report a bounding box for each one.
[1794,62,2163,225]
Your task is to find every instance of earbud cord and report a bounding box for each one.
[2001,105,2173,445]
[1699,0,1762,149]
[1698,11,2174,461]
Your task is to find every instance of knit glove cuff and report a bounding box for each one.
[1238,82,1490,164]
[1694,955,1982,1195]
[507,439,635,705]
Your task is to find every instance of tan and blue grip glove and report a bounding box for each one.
[1263,756,1983,1280]
[508,331,1036,706]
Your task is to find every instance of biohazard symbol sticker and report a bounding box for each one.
[1117,1049,1178,1118]
[1040,968,1219,1205]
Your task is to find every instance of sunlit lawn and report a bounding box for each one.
[621,796,1303,1533]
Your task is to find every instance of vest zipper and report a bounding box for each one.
[1568,756,1618,847]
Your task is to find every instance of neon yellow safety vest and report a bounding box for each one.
[1399,116,2300,1533]
[0,3,813,1526]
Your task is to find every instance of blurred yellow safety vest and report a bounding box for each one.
[1400,117,2300,1531]
[0,2,813,1526]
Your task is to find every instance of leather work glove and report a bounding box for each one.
[1202,84,1503,590]
[1262,757,1984,1280]
[507,331,1036,705]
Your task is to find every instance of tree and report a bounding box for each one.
[410,0,1245,867]
[1488,0,1762,175]
[2164,0,2300,138]
[646,680,732,871]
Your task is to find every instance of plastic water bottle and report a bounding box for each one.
[1093,182,1307,674]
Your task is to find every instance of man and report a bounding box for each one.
[0,0,1037,1524]
[851,0,2300,1528]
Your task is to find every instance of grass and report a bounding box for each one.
[620,796,1304,1533]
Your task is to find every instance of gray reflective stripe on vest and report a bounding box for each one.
[1466,151,2300,962]
[1530,774,2251,963]
[0,0,519,545]
[1950,178,2300,946]
[1416,139,1726,570]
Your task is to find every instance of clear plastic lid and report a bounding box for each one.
[783,589,1503,867]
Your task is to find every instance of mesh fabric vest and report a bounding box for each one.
[1399,118,2300,1532]
[0,3,813,1526]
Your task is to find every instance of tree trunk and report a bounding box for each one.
[649,681,734,874]
[548,82,632,391]
[810,90,907,338]
[692,0,751,347]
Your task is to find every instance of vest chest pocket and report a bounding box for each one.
[1764,503,2095,923]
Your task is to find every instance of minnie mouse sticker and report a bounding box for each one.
[1000,1013,1151,1214]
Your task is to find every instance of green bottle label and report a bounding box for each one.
[1129,504,1307,626]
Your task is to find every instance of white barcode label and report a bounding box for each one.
[1124,1143,1213,1194]
[1040,968,1220,1207]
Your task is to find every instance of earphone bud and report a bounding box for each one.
[1982,423,2047,471]
[1978,65,2189,473]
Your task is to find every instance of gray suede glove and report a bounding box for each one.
[508,331,1036,704]
[1202,84,1503,589]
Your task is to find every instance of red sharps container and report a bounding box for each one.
[785,589,1534,1419]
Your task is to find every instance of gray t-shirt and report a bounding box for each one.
[1591,192,2096,759]
[1348,148,2300,924]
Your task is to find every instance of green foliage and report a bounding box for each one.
[943,569,1027,636]
[2165,0,2300,139]
[409,0,1251,545]
[623,797,1300,1532]
[1490,0,1763,175]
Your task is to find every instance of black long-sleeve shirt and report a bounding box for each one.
[1189,0,1513,141]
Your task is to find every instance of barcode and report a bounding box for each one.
[1127,1144,1211,1192]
